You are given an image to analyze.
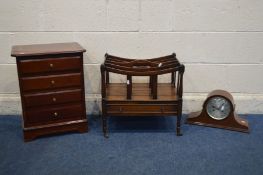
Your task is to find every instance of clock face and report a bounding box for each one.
[206,96,231,120]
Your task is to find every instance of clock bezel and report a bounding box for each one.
[203,92,234,121]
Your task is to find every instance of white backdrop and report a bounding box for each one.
[0,0,263,114]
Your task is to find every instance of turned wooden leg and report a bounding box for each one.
[101,100,109,138]
[176,109,183,136]
[102,114,109,138]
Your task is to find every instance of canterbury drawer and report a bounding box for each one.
[23,89,82,107]
[24,104,84,126]
[18,56,81,74]
[107,104,178,115]
[21,73,81,91]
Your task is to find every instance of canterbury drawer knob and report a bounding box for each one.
[49,63,54,68]
[51,80,55,85]
[54,112,58,117]
[52,97,57,102]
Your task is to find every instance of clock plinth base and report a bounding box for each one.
[186,111,249,133]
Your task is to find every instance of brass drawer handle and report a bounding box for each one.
[49,63,54,68]
[51,80,55,85]
[52,97,57,102]
[54,112,58,117]
[119,107,122,112]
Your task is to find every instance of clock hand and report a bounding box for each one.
[219,103,225,111]
[220,105,225,111]
[212,105,218,110]
[212,104,221,110]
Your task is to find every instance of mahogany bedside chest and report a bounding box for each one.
[11,42,88,141]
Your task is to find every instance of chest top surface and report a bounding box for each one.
[11,42,86,57]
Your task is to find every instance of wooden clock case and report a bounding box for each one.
[186,90,249,133]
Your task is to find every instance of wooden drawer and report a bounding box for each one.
[107,104,178,115]
[24,104,84,127]
[21,73,81,91]
[23,89,82,107]
[18,56,81,74]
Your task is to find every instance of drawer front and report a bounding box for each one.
[107,104,178,115]
[24,104,84,126]
[18,56,81,74]
[21,73,81,91]
[23,89,82,107]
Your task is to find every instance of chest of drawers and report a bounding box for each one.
[11,42,88,141]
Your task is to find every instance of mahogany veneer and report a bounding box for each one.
[11,42,88,141]
[100,53,185,138]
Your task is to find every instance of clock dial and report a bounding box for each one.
[206,96,231,120]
